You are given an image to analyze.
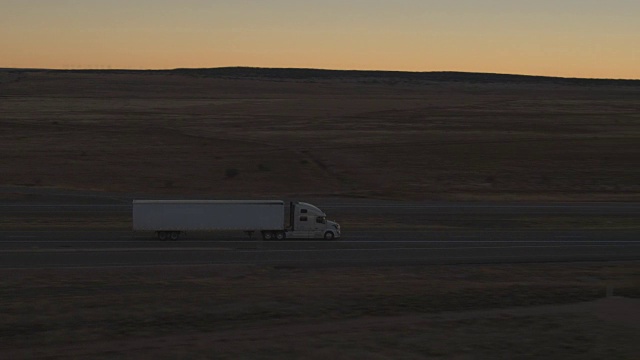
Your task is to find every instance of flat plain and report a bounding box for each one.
[1,68,639,201]
[1,263,639,359]
[1,68,639,358]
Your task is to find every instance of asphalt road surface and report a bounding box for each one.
[1,201,639,268]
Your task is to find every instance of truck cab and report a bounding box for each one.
[287,202,341,239]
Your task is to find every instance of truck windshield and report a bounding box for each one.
[316,216,326,224]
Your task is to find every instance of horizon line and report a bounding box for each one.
[1,66,639,82]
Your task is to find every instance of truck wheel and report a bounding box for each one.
[169,231,180,241]
[262,231,274,241]
[324,231,335,240]
[158,231,168,241]
[275,231,286,240]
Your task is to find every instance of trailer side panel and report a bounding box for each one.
[133,200,285,231]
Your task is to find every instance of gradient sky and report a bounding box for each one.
[1,0,639,78]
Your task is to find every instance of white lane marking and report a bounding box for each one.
[3,255,637,270]
[291,240,640,244]
[0,240,240,243]
[2,244,637,255]
[325,204,635,209]
[0,263,256,270]
[257,244,640,251]
[0,247,232,253]
[346,231,634,237]
[0,204,129,207]
[1,240,638,244]
[2,231,132,234]
[3,203,637,211]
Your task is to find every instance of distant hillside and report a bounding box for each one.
[2,67,640,87]
[171,67,640,87]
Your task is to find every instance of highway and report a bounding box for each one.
[1,201,639,268]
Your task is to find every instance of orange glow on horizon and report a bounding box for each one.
[1,1,639,80]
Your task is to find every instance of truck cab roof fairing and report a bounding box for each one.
[297,202,326,216]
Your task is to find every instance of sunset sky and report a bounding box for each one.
[1,0,639,79]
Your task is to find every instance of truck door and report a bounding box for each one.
[293,214,312,238]
[290,207,314,239]
[312,216,327,238]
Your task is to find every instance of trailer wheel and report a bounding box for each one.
[262,231,274,241]
[169,231,180,241]
[275,231,286,240]
[157,231,168,241]
[324,231,335,240]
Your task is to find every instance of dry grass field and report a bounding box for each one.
[0,210,635,358]
[1,68,639,201]
[1,263,639,359]
[1,69,639,358]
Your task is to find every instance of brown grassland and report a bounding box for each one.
[1,263,639,359]
[1,69,639,201]
[1,69,639,358]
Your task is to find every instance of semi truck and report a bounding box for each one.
[132,200,341,240]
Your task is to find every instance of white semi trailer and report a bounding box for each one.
[133,200,341,240]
